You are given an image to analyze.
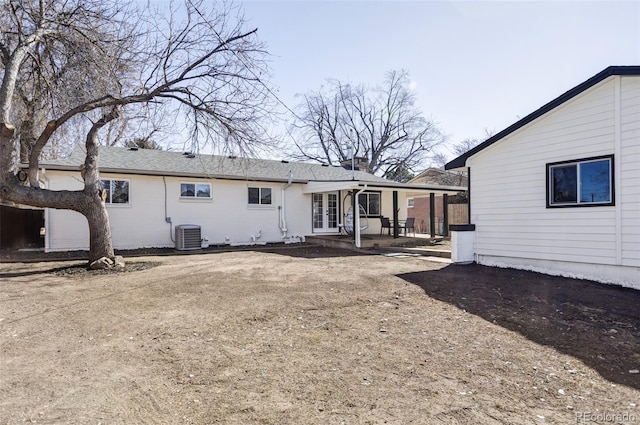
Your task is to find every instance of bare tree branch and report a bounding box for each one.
[0,0,276,263]
[290,70,445,179]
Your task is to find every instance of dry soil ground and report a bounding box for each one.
[1,246,639,424]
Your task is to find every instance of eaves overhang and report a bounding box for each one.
[302,180,466,195]
[37,164,310,184]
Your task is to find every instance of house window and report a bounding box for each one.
[547,155,614,207]
[248,187,272,205]
[358,191,381,216]
[181,182,211,198]
[407,198,414,208]
[101,179,129,204]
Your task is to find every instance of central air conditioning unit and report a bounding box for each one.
[175,224,202,251]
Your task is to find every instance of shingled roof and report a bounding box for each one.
[41,145,393,184]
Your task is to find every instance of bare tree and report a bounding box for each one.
[0,0,274,267]
[451,138,481,157]
[124,137,163,150]
[431,129,495,169]
[451,128,494,157]
[385,165,415,183]
[290,70,445,178]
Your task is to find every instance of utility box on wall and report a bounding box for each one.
[450,224,475,264]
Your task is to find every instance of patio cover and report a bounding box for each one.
[303,180,466,248]
[302,180,466,195]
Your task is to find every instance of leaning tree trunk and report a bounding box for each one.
[1,108,122,268]
[0,155,117,266]
[81,108,119,266]
[84,191,117,265]
[0,32,122,268]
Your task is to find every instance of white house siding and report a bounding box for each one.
[44,171,312,251]
[621,77,640,268]
[44,172,89,251]
[469,77,640,287]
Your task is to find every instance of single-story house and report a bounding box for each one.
[445,65,640,289]
[8,145,463,252]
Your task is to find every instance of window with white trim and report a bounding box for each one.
[180,182,211,198]
[101,179,130,204]
[547,155,614,207]
[358,191,381,216]
[248,187,272,205]
[407,197,414,208]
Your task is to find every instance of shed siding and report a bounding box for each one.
[471,79,619,266]
[621,77,640,266]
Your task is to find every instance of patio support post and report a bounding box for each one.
[352,190,357,242]
[443,194,449,237]
[392,191,399,238]
[429,192,436,237]
[467,167,471,224]
[354,185,367,248]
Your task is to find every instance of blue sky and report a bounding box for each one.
[239,0,640,161]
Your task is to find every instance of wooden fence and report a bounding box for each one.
[414,203,468,235]
[448,203,468,225]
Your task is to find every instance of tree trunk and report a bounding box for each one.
[81,108,120,265]
[1,120,118,267]
[19,101,37,163]
[0,169,116,266]
[85,193,116,264]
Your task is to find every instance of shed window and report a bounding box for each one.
[547,155,613,207]
[101,179,129,204]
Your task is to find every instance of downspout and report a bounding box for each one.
[279,171,293,238]
[354,184,367,248]
[163,176,174,243]
[39,168,50,252]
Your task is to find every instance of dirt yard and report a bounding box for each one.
[1,246,639,424]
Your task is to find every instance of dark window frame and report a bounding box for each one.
[546,154,614,208]
[358,191,382,217]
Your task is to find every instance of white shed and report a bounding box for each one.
[446,66,640,289]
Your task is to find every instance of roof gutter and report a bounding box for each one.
[39,165,309,184]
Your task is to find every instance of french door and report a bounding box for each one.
[312,192,339,233]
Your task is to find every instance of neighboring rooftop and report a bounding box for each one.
[409,168,467,187]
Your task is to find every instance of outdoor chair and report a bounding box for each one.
[380,216,391,235]
[401,217,416,236]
